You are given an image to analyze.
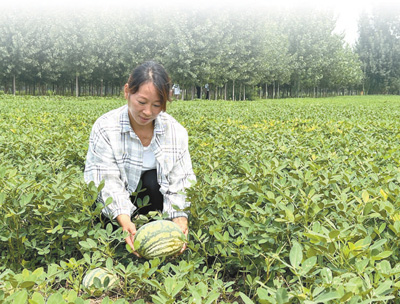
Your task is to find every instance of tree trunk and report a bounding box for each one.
[273,82,275,99]
[277,82,280,99]
[232,80,235,101]
[224,83,227,100]
[297,80,300,98]
[12,75,16,96]
[76,75,79,98]
[243,85,246,101]
[265,83,268,99]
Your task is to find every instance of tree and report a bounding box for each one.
[0,12,29,95]
[90,12,127,96]
[356,3,400,94]
[320,43,363,94]
[56,12,98,97]
[285,8,347,96]
[0,3,379,97]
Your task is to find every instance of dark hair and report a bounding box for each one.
[127,61,171,111]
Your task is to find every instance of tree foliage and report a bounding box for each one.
[356,3,400,94]
[0,4,367,98]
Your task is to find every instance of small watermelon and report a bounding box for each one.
[82,267,118,290]
[133,220,186,259]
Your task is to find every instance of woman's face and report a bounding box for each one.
[125,82,163,130]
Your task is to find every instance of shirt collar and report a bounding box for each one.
[154,112,165,136]
[120,105,132,133]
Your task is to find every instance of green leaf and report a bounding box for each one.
[20,281,36,289]
[374,280,392,296]
[164,277,185,298]
[314,291,340,302]
[204,292,221,304]
[300,256,317,275]
[93,277,102,288]
[362,191,370,203]
[190,290,202,304]
[106,257,113,270]
[100,297,112,304]
[257,287,270,300]
[370,239,387,250]
[377,260,391,274]
[328,230,340,239]
[239,292,255,304]
[126,243,133,253]
[355,259,369,273]
[290,241,303,269]
[13,290,28,304]
[103,276,110,288]
[31,292,46,304]
[372,251,393,261]
[276,288,289,304]
[143,195,150,206]
[46,292,66,304]
[320,268,333,284]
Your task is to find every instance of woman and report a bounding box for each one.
[84,61,196,257]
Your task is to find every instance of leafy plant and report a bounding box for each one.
[1,95,400,302]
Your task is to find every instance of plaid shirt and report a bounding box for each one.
[84,105,196,220]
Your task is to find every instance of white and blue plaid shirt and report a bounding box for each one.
[84,105,196,220]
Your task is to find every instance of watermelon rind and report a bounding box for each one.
[133,220,186,259]
[82,267,118,290]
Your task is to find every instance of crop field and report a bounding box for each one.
[1,95,400,303]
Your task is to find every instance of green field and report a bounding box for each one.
[1,95,400,303]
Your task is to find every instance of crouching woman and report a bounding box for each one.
[84,61,196,257]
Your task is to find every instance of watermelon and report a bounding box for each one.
[82,267,118,290]
[133,220,186,259]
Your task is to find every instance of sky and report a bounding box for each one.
[3,0,399,45]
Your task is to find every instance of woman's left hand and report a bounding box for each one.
[172,217,188,254]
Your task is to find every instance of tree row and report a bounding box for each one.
[0,4,395,99]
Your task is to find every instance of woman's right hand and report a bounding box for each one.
[116,214,141,257]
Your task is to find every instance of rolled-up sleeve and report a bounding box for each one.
[163,130,196,219]
[84,121,136,219]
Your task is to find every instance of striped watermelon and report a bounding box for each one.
[133,220,186,259]
[82,267,118,289]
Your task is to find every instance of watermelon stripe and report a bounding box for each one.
[147,246,182,257]
[82,268,117,289]
[134,220,185,259]
[144,239,183,255]
[140,231,182,249]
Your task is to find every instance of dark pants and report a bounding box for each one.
[95,169,163,226]
[132,169,164,215]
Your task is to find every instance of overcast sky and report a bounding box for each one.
[3,0,399,45]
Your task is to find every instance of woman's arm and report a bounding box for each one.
[117,214,140,257]
[172,216,188,254]
[84,121,136,221]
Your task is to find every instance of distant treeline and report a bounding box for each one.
[0,3,399,99]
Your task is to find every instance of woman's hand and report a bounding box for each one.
[117,214,141,257]
[172,217,188,254]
